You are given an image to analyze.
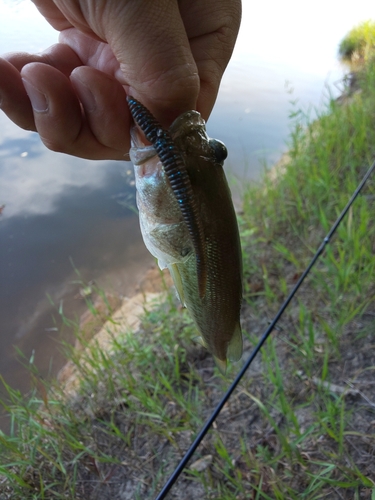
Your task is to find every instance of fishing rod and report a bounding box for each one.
[154,158,375,500]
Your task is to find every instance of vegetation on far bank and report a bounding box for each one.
[339,20,375,63]
[1,32,375,500]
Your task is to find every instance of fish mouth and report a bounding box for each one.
[130,127,161,178]
[129,127,157,163]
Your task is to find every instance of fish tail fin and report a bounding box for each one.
[227,323,243,362]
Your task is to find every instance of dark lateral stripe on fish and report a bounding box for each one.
[127,96,207,298]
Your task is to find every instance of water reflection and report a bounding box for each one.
[0,134,42,160]
[0,124,153,431]
[0,129,122,219]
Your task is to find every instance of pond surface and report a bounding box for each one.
[0,0,373,427]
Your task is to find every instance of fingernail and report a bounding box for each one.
[22,78,48,112]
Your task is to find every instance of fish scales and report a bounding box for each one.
[128,99,243,371]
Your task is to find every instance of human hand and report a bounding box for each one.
[0,0,241,160]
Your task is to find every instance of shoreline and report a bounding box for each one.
[57,264,174,396]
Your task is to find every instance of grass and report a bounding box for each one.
[1,46,375,500]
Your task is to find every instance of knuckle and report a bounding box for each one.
[41,136,69,154]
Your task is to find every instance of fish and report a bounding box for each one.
[127,97,243,372]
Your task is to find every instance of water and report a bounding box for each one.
[0,0,373,426]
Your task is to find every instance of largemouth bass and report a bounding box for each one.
[127,97,243,373]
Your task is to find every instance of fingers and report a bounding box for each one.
[4,43,83,77]
[1,0,241,162]
[19,62,130,159]
[70,66,131,155]
[1,42,130,160]
[0,43,83,131]
[0,58,36,131]
[179,0,242,121]
[57,29,121,77]
[31,0,73,31]
[97,0,201,126]
[96,0,240,125]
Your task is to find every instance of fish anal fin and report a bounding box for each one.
[194,336,227,372]
[193,336,206,348]
[214,356,227,375]
[227,323,243,362]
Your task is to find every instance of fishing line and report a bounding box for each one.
[154,158,375,500]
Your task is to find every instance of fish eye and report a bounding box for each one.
[209,139,228,165]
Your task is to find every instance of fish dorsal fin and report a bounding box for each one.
[227,323,243,362]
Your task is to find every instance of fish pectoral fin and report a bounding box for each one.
[214,356,227,375]
[157,258,167,270]
[168,263,186,306]
[227,323,243,362]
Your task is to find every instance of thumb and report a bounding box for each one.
[102,0,200,126]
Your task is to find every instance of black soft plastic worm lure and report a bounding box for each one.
[127,96,207,298]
